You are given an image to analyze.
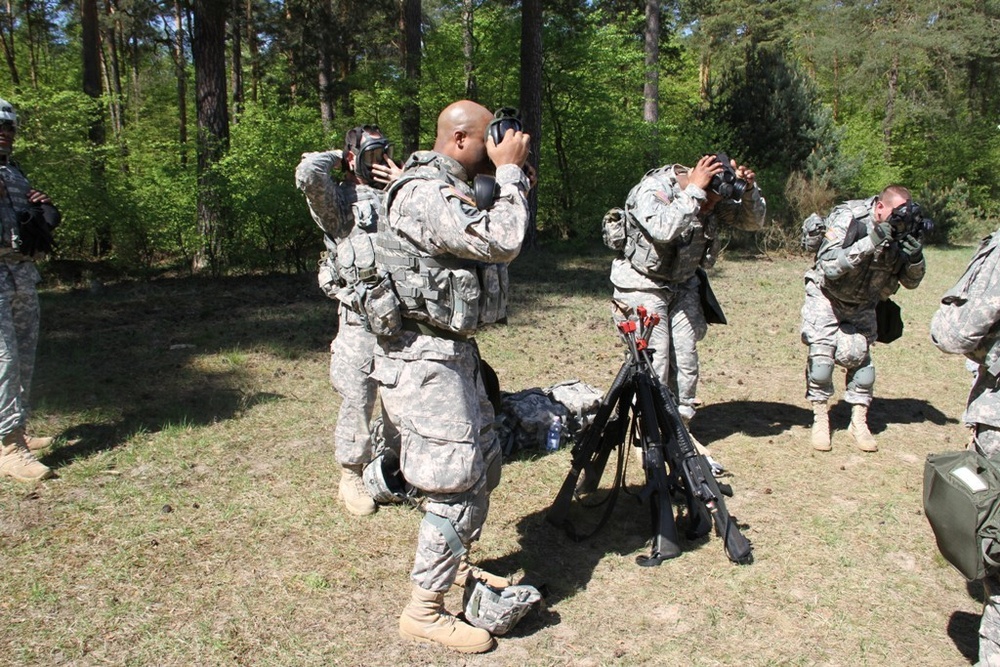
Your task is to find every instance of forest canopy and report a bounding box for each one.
[2,0,998,275]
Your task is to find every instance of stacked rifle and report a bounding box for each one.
[546,306,753,566]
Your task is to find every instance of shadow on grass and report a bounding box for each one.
[692,397,957,443]
[33,272,328,463]
[947,609,980,663]
[482,460,745,636]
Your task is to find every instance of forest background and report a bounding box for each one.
[1,0,998,277]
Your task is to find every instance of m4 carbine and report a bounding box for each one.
[546,306,753,566]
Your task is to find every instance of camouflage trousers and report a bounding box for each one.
[329,304,378,468]
[372,330,501,592]
[0,261,39,437]
[613,275,706,415]
[800,278,876,406]
[977,427,1000,667]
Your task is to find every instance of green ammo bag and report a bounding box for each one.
[923,450,1000,581]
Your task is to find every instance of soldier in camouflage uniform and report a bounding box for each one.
[930,228,1000,666]
[801,186,926,452]
[371,100,531,653]
[610,154,766,424]
[295,126,401,516]
[0,98,60,482]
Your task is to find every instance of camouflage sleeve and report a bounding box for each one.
[392,164,530,263]
[931,236,1000,357]
[629,176,704,244]
[295,150,350,239]
[814,207,878,281]
[713,185,767,231]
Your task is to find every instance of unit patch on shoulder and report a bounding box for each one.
[654,190,673,205]
[447,185,477,208]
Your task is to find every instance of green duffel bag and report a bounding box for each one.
[923,450,1000,581]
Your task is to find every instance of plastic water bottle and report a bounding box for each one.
[546,416,563,453]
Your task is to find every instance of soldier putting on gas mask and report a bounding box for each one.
[0,97,61,482]
[369,101,536,654]
[800,186,928,452]
[295,125,402,516]
[606,153,766,431]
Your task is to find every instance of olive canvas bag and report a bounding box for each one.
[923,449,1000,581]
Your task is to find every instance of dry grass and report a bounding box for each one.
[0,244,984,666]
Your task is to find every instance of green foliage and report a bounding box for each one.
[215,103,326,272]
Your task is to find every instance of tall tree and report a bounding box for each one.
[462,0,475,99]
[520,0,542,244]
[400,0,420,154]
[643,0,660,164]
[0,2,19,88]
[191,0,230,273]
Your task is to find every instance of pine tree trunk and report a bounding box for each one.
[400,0,421,155]
[519,0,542,245]
[192,0,230,275]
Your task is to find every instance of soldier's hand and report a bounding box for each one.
[736,164,756,188]
[868,221,893,246]
[900,233,923,262]
[689,155,725,191]
[487,128,530,169]
[371,157,403,187]
[27,189,51,205]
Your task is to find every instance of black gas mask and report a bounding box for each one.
[887,200,934,238]
[707,152,749,202]
[346,125,393,186]
[486,107,522,146]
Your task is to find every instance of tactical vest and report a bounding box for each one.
[819,198,906,305]
[0,162,30,251]
[330,184,383,287]
[622,165,715,284]
[376,152,509,336]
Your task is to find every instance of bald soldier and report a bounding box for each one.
[371,101,531,653]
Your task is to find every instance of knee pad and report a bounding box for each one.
[848,364,876,391]
[807,344,836,385]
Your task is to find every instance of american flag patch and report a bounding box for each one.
[654,190,673,205]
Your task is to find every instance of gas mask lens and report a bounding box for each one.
[487,107,522,145]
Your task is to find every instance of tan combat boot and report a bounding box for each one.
[399,584,494,653]
[848,404,878,452]
[810,401,832,451]
[453,557,511,590]
[25,434,53,452]
[338,465,376,516]
[0,428,53,481]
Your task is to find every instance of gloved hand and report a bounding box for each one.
[900,233,923,263]
[868,221,893,246]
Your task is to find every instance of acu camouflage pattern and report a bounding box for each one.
[610,164,767,290]
[801,196,926,405]
[609,164,766,414]
[372,152,530,592]
[0,163,41,436]
[295,150,387,467]
[376,152,527,335]
[930,230,1000,666]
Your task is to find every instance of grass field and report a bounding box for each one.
[0,243,988,666]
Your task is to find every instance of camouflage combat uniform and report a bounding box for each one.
[372,152,529,592]
[801,197,925,405]
[610,164,766,418]
[0,162,54,437]
[930,229,1000,666]
[295,150,384,468]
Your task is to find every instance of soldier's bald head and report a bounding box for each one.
[433,100,494,176]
